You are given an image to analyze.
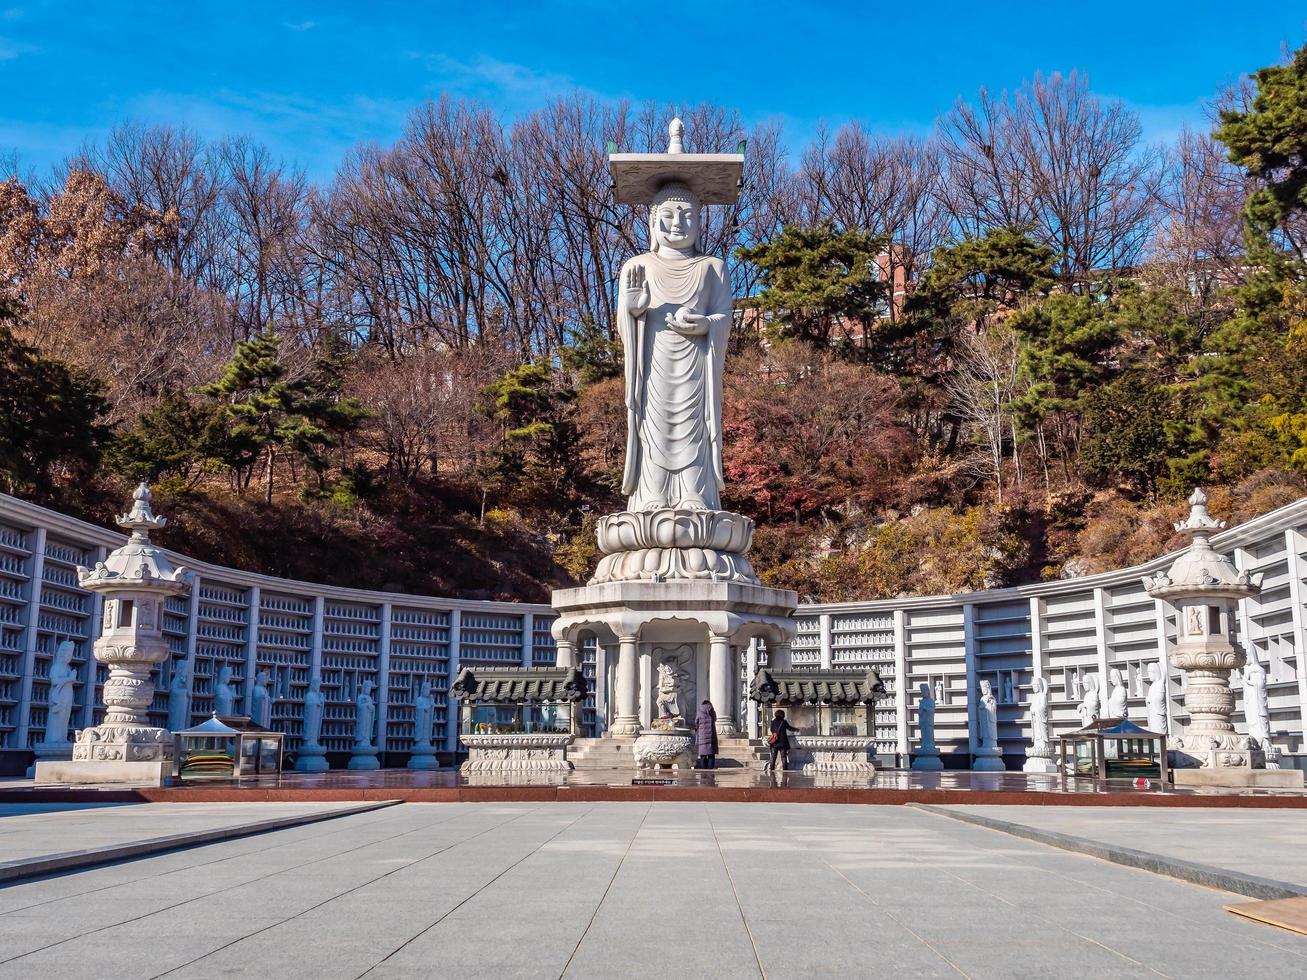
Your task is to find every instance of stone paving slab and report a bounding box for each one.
[0,801,399,883]
[922,804,1307,897]
[0,802,1305,978]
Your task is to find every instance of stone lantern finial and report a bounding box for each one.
[118,481,167,537]
[668,117,685,154]
[1173,487,1224,537]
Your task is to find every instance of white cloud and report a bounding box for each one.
[282,19,317,32]
[418,52,607,109]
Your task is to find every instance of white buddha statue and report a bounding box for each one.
[44,640,78,745]
[618,173,733,513]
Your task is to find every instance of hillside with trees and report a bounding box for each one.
[2,50,1306,602]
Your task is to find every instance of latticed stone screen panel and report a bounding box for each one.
[459,611,525,666]
[532,614,557,666]
[904,608,966,754]
[386,607,451,751]
[321,600,380,753]
[32,535,95,744]
[0,520,32,748]
[791,616,820,665]
[193,581,250,721]
[155,593,191,728]
[259,592,315,747]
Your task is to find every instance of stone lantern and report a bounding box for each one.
[1143,488,1300,787]
[35,483,191,785]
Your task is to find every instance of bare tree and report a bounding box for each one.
[940,72,1162,281]
[947,322,1025,503]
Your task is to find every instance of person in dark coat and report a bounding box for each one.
[768,709,799,771]
[696,700,718,769]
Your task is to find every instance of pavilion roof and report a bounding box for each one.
[448,666,588,703]
[749,668,887,705]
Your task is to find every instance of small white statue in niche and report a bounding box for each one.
[655,655,685,721]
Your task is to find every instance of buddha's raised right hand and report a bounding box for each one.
[625,264,651,318]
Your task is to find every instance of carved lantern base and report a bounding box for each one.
[459,733,574,772]
[35,724,174,786]
[792,735,877,773]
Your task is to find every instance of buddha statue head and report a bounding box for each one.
[649,180,701,255]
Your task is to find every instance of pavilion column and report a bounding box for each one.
[710,633,737,736]
[555,637,577,669]
[611,634,641,737]
[770,639,792,671]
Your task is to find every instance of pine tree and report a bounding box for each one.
[202,330,366,502]
[0,304,108,498]
[736,223,890,350]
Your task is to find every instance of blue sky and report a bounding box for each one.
[1,1,1304,182]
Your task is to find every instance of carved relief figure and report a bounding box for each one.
[1001,673,1015,705]
[655,656,685,719]
[1106,668,1128,719]
[978,679,999,749]
[1186,605,1205,636]
[618,173,733,512]
[44,640,78,745]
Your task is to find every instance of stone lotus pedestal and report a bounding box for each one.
[293,742,329,772]
[632,728,695,769]
[407,740,440,770]
[911,747,944,771]
[591,509,760,585]
[1022,745,1059,774]
[971,746,1006,772]
[792,735,877,774]
[459,733,574,772]
[347,742,380,770]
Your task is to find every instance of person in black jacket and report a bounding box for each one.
[767,709,799,771]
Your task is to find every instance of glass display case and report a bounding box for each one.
[1058,718,1168,783]
[174,714,285,781]
[776,704,870,737]
[462,701,575,736]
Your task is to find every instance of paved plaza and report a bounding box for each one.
[0,802,1305,978]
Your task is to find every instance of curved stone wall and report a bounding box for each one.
[2,490,1305,768]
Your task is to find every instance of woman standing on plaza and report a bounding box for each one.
[696,700,718,769]
[768,709,799,771]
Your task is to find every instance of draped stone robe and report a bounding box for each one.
[618,252,732,512]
